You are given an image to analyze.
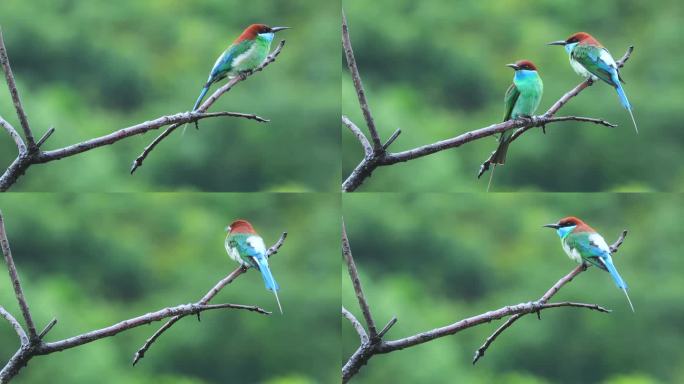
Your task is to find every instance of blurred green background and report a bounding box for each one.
[343,193,683,383]
[0,0,339,192]
[0,193,340,383]
[342,0,684,192]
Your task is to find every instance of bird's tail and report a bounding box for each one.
[486,165,496,192]
[614,78,638,134]
[192,86,209,112]
[254,256,282,314]
[491,139,509,166]
[603,256,635,312]
[183,86,210,134]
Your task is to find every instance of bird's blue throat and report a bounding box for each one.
[564,42,578,54]
[258,32,275,42]
[514,69,538,80]
[556,225,576,239]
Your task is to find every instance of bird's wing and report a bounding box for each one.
[228,234,266,269]
[571,45,619,87]
[206,39,253,85]
[568,232,611,271]
[503,83,520,122]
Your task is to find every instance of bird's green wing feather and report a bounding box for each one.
[571,45,616,86]
[503,83,520,122]
[208,39,253,84]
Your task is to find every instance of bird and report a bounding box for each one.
[484,60,544,191]
[548,32,638,133]
[544,216,634,312]
[188,24,289,130]
[225,219,282,314]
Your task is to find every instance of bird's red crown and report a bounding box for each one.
[565,32,602,47]
[228,219,257,234]
[234,24,272,44]
[557,216,595,233]
[515,60,538,71]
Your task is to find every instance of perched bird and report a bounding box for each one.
[225,219,282,314]
[188,24,289,131]
[548,32,638,133]
[544,216,634,312]
[485,60,544,191]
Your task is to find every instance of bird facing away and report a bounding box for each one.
[225,219,282,314]
[192,24,290,112]
[544,216,634,312]
[548,32,638,133]
[486,60,543,191]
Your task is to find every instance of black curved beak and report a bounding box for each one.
[543,223,560,229]
[547,40,567,46]
[270,27,290,33]
[505,63,520,70]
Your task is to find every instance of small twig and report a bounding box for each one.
[377,316,397,338]
[342,115,372,157]
[0,305,28,345]
[0,115,25,153]
[382,129,401,151]
[0,211,37,341]
[342,220,378,340]
[0,28,36,151]
[38,318,57,339]
[131,232,287,366]
[342,11,382,151]
[35,127,55,148]
[129,40,286,174]
[342,306,368,344]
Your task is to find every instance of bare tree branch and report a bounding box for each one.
[342,11,382,151]
[471,230,627,364]
[0,27,285,191]
[341,224,626,382]
[131,231,288,366]
[0,28,36,151]
[0,306,27,346]
[36,111,266,163]
[341,10,634,192]
[0,211,287,383]
[342,220,378,340]
[129,40,286,174]
[0,303,268,383]
[0,211,37,341]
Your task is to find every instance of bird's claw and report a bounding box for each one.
[541,124,547,134]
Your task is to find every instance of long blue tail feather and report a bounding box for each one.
[255,257,282,314]
[613,75,638,133]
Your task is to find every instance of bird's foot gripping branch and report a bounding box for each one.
[0,26,285,191]
[341,220,626,382]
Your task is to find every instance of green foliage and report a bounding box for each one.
[342,0,684,192]
[0,194,340,383]
[0,0,339,192]
[342,193,684,383]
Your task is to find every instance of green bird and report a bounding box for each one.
[486,60,544,191]
[192,24,290,112]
